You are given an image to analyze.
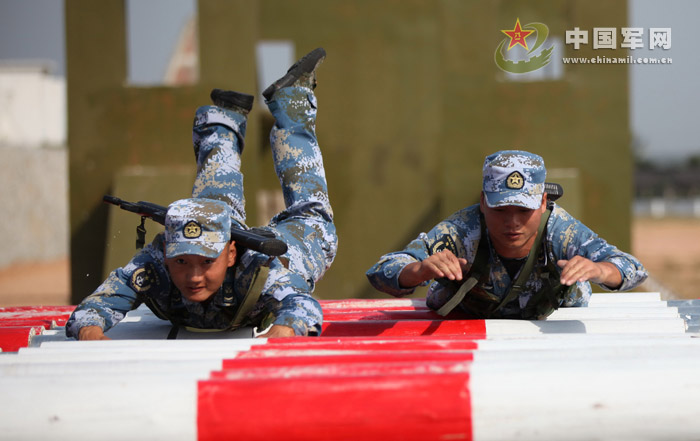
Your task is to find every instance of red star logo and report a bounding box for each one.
[501,18,534,51]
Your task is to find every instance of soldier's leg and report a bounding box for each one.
[191,89,253,228]
[266,86,338,286]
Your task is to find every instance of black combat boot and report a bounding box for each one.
[262,47,326,101]
[210,89,254,114]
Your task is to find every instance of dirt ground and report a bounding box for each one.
[0,217,698,307]
[0,258,70,306]
[631,217,700,299]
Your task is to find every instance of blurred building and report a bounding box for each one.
[635,164,700,217]
[0,61,68,267]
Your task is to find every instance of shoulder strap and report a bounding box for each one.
[521,247,573,319]
[492,208,551,314]
[436,216,490,316]
[230,264,270,328]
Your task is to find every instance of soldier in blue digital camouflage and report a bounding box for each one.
[366,150,648,319]
[67,47,337,340]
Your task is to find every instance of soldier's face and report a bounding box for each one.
[164,242,237,302]
[480,192,547,259]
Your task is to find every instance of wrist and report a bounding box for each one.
[597,262,623,289]
[78,325,105,341]
[398,262,423,288]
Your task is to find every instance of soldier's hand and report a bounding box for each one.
[557,256,622,288]
[399,249,468,288]
[78,325,111,341]
[256,324,296,338]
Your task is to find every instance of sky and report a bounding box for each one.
[0,0,697,164]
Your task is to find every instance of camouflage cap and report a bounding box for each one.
[164,198,232,258]
[482,150,546,209]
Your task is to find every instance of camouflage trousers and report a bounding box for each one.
[190,87,337,286]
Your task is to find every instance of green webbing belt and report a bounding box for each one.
[436,209,551,317]
[230,265,269,328]
[436,219,490,316]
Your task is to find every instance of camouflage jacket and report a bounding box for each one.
[366,203,648,318]
[66,231,323,338]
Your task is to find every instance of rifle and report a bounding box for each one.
[545,182,563,201]
[103,195,288,256]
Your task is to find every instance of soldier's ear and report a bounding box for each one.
[226,241,237,267]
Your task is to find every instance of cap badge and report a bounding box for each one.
[183,221,202,239]
[506,171,525,189]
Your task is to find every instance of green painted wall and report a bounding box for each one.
[67,0,631,303]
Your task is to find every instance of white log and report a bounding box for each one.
[484,318,686,335]
[588,292,661,303]
[470,359,700,440]
[0,359,223,376]
[547,308,678,319]
[0,376,198,441]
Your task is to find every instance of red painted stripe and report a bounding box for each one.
[198,372,472,441]
[254,337,480,352]
[0,306,74,313]
[0,326,44,352]
[212,359,472,381]
[0,306,72,327]
[321,319,488,338]
[322,310,472,321]
[323,306,430,312]
[222,350,475,369]
[0,319,55,328]
[319,298,428,310]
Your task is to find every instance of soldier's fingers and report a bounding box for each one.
[446,261,465,281]
[558,259,579,285]
[428,250,464,281]
[436,249,457,259]
[441,252,466,281]
[560,258,595,285]
[431,260,458,280]
[424,260,446,279]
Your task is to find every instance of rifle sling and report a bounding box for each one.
[436,216,490,316]
[230,264,270,328]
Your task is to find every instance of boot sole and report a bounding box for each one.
[210,88,254,112]
[262,47,326,101]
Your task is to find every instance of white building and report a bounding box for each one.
[0,61,68,267]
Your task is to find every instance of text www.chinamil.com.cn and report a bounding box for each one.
[562,56,672,64]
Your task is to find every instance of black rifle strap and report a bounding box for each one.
[136,217,147,250]
[166,325,179,340]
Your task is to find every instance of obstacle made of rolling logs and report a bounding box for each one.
[1,292,699,440]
